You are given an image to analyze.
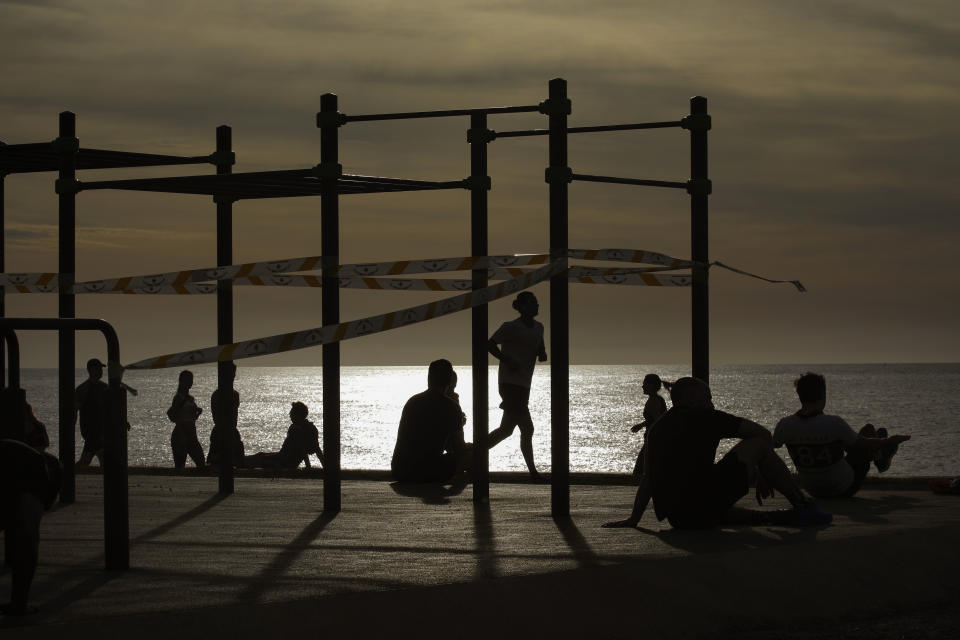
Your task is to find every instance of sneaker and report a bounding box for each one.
[874,427,899,473]
[790,501,833,526]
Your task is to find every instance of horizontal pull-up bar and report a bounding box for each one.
[571,173,688,190]
[497,121,684,138]
[337,104,541,124]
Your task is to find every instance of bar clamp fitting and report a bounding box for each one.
[538,98,572,116]
[544,166,573,184]
[51,136,80,155]
[207,150,236,167]
[313,162,343,179]
[55,178,81,195]
[467,128,496,144]
[681,114,712,132]
[685,178,712,196]
[463,175,492,191]
[316,111,347,128]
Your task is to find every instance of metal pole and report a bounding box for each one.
[0,168,5,390]
[319,93,341,514]
[215,125,235,495]
[57,111,77,503]
[469,113,490,504]
[547,78,570,518]
[689,97,710,384]
[103,358,128,570]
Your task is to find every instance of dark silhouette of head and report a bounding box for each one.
[290,401,308,421]
[669,377,712,409]
[427,359,454,391]
[178,370,194,391]
[642,374,662,393]
[512,291,539,316]
[795,372,826,404]
[86,358,105,380]
[220,361,237,382]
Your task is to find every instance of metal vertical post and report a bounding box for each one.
[103,360,128,570]
[319,93,341,513]
[0,165,5,390]
[469,113,490,504]
[215,125,235,495]
[688,97,710,384]
[57,111,77,503]
[546,78,570,517]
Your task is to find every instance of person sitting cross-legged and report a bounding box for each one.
[603,377,832,530]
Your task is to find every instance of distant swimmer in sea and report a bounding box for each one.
[486,291,548,480]
[208,362,245,469]
[244,402,324,469]
[1,390,62,617]
[603,377,832,530]
[631,373,670,477]
[391,359,472,484]
[166,370,205,469]
[773,372,911,499]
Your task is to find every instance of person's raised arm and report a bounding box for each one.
[736,418,774,444]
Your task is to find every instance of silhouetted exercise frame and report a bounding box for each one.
[0,77,710,523]
[1,317,129,570]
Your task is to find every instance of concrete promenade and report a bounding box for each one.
[3,472,960,638]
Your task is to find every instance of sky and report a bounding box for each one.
[1,0,958,367]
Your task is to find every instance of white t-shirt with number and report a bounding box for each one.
[773,413,859,496]
[491,318,544,389]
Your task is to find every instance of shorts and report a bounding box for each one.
[498,383,531,414]
[666,452,750,529]
[392,452,459,484]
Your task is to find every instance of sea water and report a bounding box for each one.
[16,363,960,477]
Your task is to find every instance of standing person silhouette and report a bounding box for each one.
[487,291,548,480]
[631,374,670,477]
[74,358,108,467]
[208,362,245,469]
[166,370,205,469]
[1,393,62,617]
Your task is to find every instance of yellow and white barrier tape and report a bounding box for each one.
[0,248,692,294]
[124,259,566,370]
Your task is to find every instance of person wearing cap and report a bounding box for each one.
[243,402,324,469]
[74,358,109,467]
[74,358,138,467]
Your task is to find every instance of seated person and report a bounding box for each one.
[1,391,62,617]
[244,402,324,469]
[774,372,910,499]
[391,359,472,484]
[603,377,831,530]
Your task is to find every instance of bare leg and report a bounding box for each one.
[487,413,517,449]
[518,416,538,477]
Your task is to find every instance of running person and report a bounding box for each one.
[487,291,547,479]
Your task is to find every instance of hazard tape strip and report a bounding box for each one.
[124,260,566,370]
[0,248,692,294]
[711,261,806,292]
[70,269,691,294]
[0,258,801,294]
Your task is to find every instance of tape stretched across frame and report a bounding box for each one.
[0,247,691,294]
[123,259,566,370]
